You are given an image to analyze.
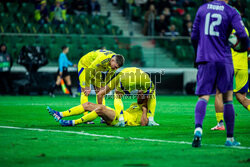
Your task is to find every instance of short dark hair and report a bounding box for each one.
[115,54,125,67]
[62,45,68,51]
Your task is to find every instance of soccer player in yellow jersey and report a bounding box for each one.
[47,90,149,126]
[97,67,159,126]
[211,27,250,131]
[78,49,124,104]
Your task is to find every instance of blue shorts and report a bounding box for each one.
[195,62,234,95]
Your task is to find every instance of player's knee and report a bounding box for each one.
[82,102,92,109]
[95,105,105,115]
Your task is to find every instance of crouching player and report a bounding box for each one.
[78,49,124,123]
[97,67,158,126]
[47,90,149,126]
[78,49,124,104]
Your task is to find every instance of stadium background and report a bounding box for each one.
[0,0,250,166]
[1,0,249,95]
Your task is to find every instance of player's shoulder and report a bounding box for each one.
[195,2,210,15]
[120,67,138,74]
[59,52,65,57]
[222,3,239,16]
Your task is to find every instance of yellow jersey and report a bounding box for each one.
[107,67,154,94]
[232,28,249,70]
[78,49,117,87]
[124,103,144,126]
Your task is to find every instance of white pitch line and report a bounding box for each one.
[0,103,244,107]
[0,125,249,150]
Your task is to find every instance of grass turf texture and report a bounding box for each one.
[0,95,250,167]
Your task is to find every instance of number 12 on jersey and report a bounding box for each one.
[205,13,222,37]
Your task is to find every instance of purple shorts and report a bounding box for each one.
[195,62,234,95]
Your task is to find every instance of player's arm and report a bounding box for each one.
[97,85,111,104]
[137,92,149,126]
[231,10,249,52]
[141,105,149,126]
[66,56,73,66]
[97,72,120,104]
[191,8,201,68]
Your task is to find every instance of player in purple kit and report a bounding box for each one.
[191,0,249,147]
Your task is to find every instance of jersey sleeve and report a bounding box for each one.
[191,8,201,65]
[191,8,201,42]
[66,56,73,66]
[231,9,248,39]
[231,9,249,51]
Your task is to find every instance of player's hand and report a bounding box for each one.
[141,115,148,126]
[84,87,91,96]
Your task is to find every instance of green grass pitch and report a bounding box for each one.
[0,95,250,167]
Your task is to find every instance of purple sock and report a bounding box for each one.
[223,101,235,137]
[195,98,208,128]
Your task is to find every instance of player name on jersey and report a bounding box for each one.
[207,4,224,11]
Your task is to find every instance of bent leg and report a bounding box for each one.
[114,90,124,114]
[60,104,86,117]
[95,105,116,125]
[81,87,88,104]
[64,75,72,95]
[235,92,250,111]
[79,66,88,104]
[147,91,156,118]
[74,104,116,125]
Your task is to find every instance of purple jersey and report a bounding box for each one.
[191,0,248,64]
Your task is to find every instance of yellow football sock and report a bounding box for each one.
[114,95,124,113]
[84,112,88,116]
[74,110,98,125]
[247,105,250,111]
[80,92,88,104]
[147,92,156,117]
[216,112,224,123]
[61,105,85,117]
[96,95,105,105]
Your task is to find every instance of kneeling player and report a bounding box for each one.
[47,92,149,126]
[97,67,158,126]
